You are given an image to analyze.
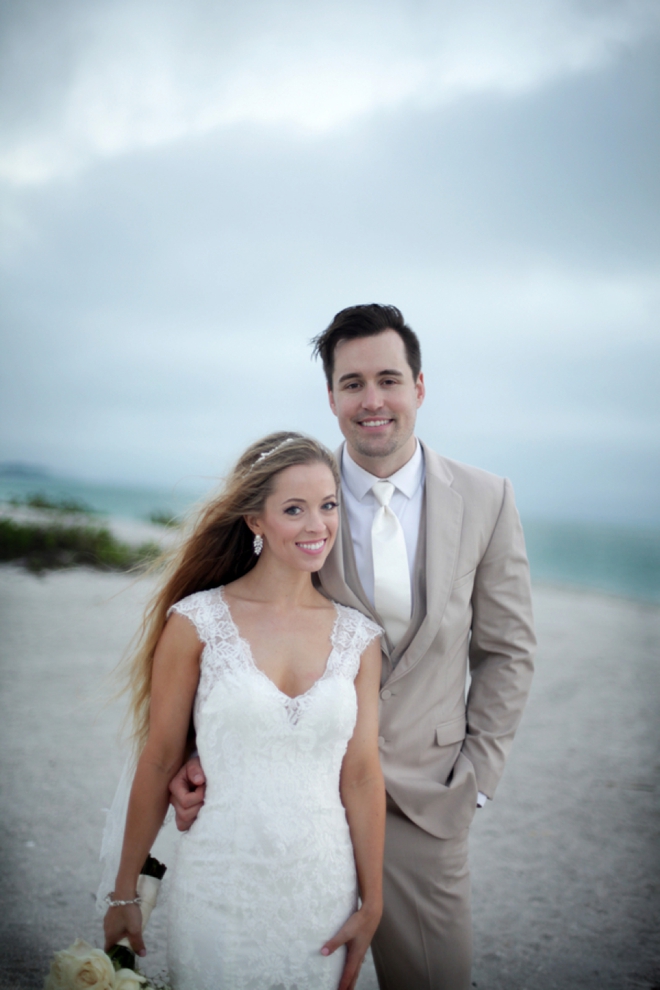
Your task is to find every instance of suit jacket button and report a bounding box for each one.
[377,736,385,747]
[381,689,392,700]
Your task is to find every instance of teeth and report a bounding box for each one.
[361,419,390,427]
[298,540,325,550]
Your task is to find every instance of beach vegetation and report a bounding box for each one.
[148,509,181,527]
[7,491,96,515]
[0,517,160,573]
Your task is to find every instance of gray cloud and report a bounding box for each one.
[1,0,659,522]
[2,0,659,182]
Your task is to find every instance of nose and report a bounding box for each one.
[361,382,383,410]
[305,509,326,534]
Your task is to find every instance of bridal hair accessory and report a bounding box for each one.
[253,534,264,556]
[248,436,296,471]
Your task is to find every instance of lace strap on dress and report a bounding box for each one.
[331,605,382,679]
[167,588,220,646]
[169,588,254,712]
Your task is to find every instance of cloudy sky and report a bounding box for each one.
[1,0,659,523]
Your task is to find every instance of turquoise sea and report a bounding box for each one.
[522,519,660,604]
[1,468,659,604]
[0,468,208,524]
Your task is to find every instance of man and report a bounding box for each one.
[170,304,536,990]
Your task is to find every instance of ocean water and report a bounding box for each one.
[1,470,658,604]
[0,469,209,523]
[523,519,660,604]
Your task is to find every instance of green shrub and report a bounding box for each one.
[148,509,181,527]
[0,518,160,573]
[8,492,96,514]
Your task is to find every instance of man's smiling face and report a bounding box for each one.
[328,329,425,476]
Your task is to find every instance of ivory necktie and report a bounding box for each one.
[371,480,411,646]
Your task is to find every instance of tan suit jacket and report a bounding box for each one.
[317,441,536,840]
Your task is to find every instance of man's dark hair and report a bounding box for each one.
[310,304,422,387]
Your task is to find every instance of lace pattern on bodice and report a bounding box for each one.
[164,588,381,990]
[168,587,381,726]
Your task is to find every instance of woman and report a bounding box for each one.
[103,432,385,990]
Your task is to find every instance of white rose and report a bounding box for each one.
[113,969,147,990]
[44,938,115,990]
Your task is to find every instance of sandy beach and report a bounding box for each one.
[0,565,658,990]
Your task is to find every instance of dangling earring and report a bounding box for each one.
[253,534,264,556]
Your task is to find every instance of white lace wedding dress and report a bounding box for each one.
[165,586,381,990]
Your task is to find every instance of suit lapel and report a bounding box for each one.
[385,443,463,685]
[319,500,380,617]
[318,446,389,658]
[319,441,464,676]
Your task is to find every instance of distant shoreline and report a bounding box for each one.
[1,471,659,604]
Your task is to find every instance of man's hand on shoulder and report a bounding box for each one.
[169,756,206,831]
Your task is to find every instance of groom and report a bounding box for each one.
[170,304,536,990]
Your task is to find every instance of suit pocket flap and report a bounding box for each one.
[435,717,466,747]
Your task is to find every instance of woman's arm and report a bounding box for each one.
[103,614,202,955]
[323,637,386,990]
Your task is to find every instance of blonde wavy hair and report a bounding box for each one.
[125,432,340,749]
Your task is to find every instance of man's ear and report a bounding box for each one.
[328,386,337,416]
[415,372,425,408]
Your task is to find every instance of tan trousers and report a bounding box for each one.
[371,799,472,990]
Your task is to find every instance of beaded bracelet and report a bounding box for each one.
[105,894,142,908]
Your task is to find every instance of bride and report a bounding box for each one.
[103,432,385,990]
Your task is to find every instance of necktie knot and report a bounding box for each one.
[371,480,395,508]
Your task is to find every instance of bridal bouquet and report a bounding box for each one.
[44,857,170,990]
[44,940,148,990]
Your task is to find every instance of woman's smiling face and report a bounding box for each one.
[248,461,339,573]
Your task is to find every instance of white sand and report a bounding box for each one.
[0,566,658,989]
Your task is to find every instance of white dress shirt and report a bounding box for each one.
[340,440,488,810]
[341,441,425,609]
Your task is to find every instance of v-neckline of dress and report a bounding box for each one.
[218,587,341,703]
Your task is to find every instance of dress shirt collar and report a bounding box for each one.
[341,440,425,502]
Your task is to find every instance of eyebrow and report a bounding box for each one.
[280,493,338,505]
[337,368,405,384]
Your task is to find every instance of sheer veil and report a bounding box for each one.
[96,751,177,914]
[96,753,137,912]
